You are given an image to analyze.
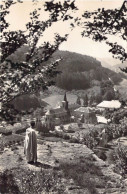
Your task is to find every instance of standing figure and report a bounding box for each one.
[99,129,108,147]
[24,121,37,163]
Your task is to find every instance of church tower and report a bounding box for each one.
[62,93,68,110]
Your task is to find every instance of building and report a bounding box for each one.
[96,115,111,124]
[73,107,97,124]
[44,93,80,127]
[97,100,121,111]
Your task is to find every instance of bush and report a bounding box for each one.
[0,126,12,135]
[0,168,65,194]
[62,134,70,140]
[106,117,127,141]
[0,170,20,193]
[112,144,127,177]
[81,133,99,149]
[95,150,107,161]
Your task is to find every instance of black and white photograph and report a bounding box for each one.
[0,0,127,193]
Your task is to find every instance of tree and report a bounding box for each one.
[80,1,127,63]
[83,94,88,107]
[76,96,81,105]
[88,95,94,106]
[0,0,77,120]
[0,0,127,121]
[103,89,115,101]
[95,95,102,104]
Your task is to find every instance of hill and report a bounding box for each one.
[100,59,127,74]
[8,47,125,91]
[50,50,124,90]
[111,61,127,73]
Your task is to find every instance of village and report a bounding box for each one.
[1,92,127,150]
[1,92,127,193]
[0,0,127,193]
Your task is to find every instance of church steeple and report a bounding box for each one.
[62,93,68,110]
[64,92,67,101]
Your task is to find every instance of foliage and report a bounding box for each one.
[54,51,123,91]
[0,168,65,194]
[88,95,94,106]
[76,96,81,105]
[0,104,19,122]
[0,134,24,152]
[0,170,20,194]
[0,126,12,136]
[10,94,45,111]
[106,117,127,140]
[80,1,127,62]
[81,131,99,149]
[111,109,127,124]
[96,150,107,161]
[112,144,127,177]
[103,89,115,101]
[95,94,102,103]
[83,94,88,107]
[0,0,77,120]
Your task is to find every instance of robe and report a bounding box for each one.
[24,127,37,163]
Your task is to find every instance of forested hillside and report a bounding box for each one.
[8,47,124,91]
[51,51,124,90]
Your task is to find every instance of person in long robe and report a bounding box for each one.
[24,121,37,163]
[99,129,108,147]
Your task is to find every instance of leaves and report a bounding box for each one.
[81,1,127,62]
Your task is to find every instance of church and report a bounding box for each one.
[44,93,80,128]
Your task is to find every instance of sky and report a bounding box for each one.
[5,0,126,66]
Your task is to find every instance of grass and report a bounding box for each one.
[59,158,107,194]
[0,158,107,194]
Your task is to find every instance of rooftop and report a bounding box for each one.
[97,100,121,109]
[74,107,95,113]
[96,115,110,124]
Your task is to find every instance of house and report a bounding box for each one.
[73,107,97,124]
[96,115,111,124]
[97,100,121,111]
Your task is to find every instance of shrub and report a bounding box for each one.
[106,117,127,141]
[63,134,70,140]
[95,150,107,161]
[0,170,20,193]
[0,126,12,135]
[112,144,127,177]
[81,133,99,149]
